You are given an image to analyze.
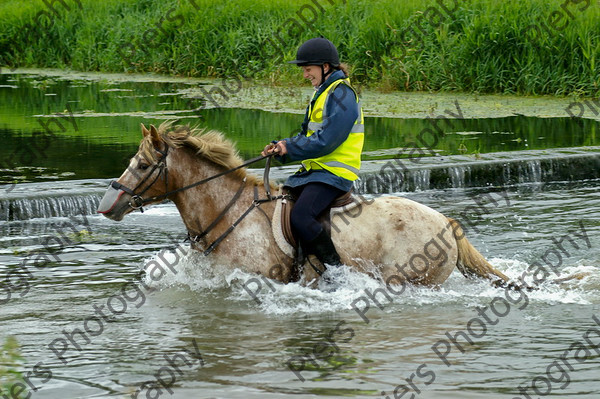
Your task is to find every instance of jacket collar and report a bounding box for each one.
[313,69,347,99]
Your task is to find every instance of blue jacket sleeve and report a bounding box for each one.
[280,84,358,163]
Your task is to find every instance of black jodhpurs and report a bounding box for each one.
[289,182,346,243]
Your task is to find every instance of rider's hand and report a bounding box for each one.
[261,143,276,157]
[262,141,287,156]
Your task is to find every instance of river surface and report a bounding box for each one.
[1,71,599,398]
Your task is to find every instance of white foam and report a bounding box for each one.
[140,203,180,217]
[139,250,600,313]
[227,265,388,315]
[141,245,231,291]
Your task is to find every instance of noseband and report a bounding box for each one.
[109,147,170,212]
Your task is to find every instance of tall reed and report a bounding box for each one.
[0,0,598,96]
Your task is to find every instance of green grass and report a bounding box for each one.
[0,0,598,96]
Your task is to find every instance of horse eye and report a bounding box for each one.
[138,163,150,170]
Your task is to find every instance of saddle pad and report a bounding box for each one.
[272,194,295,258]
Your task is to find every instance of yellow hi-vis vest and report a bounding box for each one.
[301,78,364,181]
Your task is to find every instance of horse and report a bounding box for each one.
[97,122,512,287]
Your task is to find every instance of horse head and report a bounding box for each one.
[98,123,171,221]
[98,122,253,222]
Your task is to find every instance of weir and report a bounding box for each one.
[0,194,100,222]
[355,147,600,193]
[268,147,600,193]
[0,180,104,221]
[2,147,598,221]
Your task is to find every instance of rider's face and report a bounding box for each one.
[302,64,329,88]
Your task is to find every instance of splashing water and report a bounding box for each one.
[142,248,600,317]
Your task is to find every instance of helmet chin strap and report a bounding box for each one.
[319,64,334,87]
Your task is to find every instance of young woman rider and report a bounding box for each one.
[262,37,364,272]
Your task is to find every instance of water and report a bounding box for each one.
[1,183,599,398]
[1,71,600,398]
[1,71,599,185]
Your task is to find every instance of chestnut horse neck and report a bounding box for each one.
[133,124,277,255]
[167,147,279,256]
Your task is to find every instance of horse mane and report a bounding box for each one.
[140,122,260,184]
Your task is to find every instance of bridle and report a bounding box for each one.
[108,143,281,256]
[109,147,170,211]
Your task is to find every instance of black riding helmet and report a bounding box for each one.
[288,38,340,86]
[288,37,340,67]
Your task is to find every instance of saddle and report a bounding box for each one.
[277,188,356,250]
[270,187,365,281]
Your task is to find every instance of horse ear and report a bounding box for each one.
[149,124,163,147]
[141,123,150,137]
[149,124,160,140]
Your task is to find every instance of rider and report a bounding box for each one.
[262,37,364,272]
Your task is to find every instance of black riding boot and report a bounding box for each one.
[305,229,342,268]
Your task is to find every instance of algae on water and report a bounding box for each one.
[0,336,23,391]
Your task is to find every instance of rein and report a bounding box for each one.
[110,144,280,256]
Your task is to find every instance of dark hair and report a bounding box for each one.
[326,62,349,77]
[336,63,350,77]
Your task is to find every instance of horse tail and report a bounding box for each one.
[447,218,510,286]
[448,218,591,290]
[550,272,590,284]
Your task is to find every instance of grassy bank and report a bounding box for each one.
[0,0,598,96]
